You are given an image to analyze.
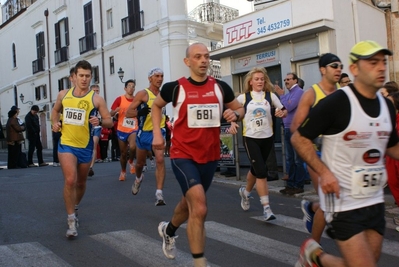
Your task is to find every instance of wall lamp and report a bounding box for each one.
[117,67,125,83]
[19,93,33,105]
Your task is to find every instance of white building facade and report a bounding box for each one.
[0,0,229,149]
[211,0,390,166]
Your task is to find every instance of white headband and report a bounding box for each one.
[148,67,163,77]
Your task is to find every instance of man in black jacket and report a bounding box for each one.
[25,105,48,167]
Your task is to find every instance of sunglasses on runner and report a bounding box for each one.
[326,63,344,69]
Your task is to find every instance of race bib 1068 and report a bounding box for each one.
[187,104,220,128]
[63,107,86,126]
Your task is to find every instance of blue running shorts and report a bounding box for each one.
[171,158,218,196]
[136,129,165,151]
[117,130,137,142]
[58,143,92,164]
[92,127,101,138]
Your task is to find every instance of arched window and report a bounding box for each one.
[12,43,17,68]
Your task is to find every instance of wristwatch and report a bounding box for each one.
[233,111,240,122]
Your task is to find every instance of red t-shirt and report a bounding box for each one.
[170,77,224,163]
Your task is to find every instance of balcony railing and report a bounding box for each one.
[121,11,144,37]
[188,2,239,24]
[32,57,45,74]
[79,32,97,54]
[54,46,68,65]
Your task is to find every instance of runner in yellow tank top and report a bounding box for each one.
[290,53,342,245]
[126,67,167,206]
[141,88,166,131]
[60,87,96,148]
[51,60,113,238]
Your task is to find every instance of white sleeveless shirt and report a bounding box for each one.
[320,87,392,214]
[237,91,283,139]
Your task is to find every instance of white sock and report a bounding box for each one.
[156,189,163,195]
[260,195,269,206]
[244,189,250,197]
[68,213,76,220]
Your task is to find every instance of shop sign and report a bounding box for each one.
[235,49,278,70]
[224,1,292,46]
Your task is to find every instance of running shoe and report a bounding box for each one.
[150,158,156,169]
[238,186,252,211]
[66,217,78,237]
[155,192,166,206]
[295,238,323,267]
[193,257,208,267]
[142,164,148,173]
[119,171,126,181]
[301,200,315,233]
[129,160,136,174]
[158,221,177,259]
[132,175,143,195]
[263,206,276,221]
[88,168,94,177]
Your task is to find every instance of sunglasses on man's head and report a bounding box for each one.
[326,63,344,69]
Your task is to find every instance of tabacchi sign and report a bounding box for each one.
[223,1,292,46]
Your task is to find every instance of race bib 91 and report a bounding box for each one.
[187,104,220,128]
[63,107,86,126]
[351,165,386,198]
[250,116,267,132]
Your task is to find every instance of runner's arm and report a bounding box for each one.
[290,89,315,133]
[94,94,113,128]
[126,90,146,118]
[152,94,168,150]
[51,90,67,132]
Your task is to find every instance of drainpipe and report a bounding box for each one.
[99,0,107,102]
[44,9,52,103]
[351,0,360,43]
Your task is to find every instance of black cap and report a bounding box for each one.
[319,53,341,68]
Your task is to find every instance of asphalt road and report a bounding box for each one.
[0,150,398,266]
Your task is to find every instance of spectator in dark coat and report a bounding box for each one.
[6,109,25,169]
[0,120,5,140]
[24,105,48,167]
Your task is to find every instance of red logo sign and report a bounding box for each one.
[225,21,255,44]
[362,149,380,164]
[343,131,372,141]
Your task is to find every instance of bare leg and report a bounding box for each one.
[312,207,325,243]
[135,147,147,178]
[308,166,325,243]
[89,135,100,168]
[127,133,137,163]
[118,139,128,172]
[59,152,78,215]
[245,171,256,193]
[75,162,90,205]
[320,230,383,267]
[182,185,207,254]
[153,148,165,190]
